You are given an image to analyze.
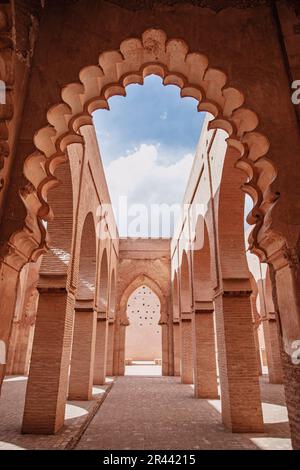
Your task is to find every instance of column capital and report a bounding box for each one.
[181,311,192,321]
[75,298,94,312]
[223,290,252,298]
[261,312,277,322]
[75,306,94,313]
[37,273,69,294]
[96,310,107,321]
[214,278,252,298]
[120,316,130,326]
[267,311,277,321]
[194,300,214,314]
[37,285,68,295]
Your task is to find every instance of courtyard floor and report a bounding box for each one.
[0,365,291,450]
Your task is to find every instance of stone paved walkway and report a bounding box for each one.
[0,376,113,450]
[76,374,291,450]
[0,370,292,451]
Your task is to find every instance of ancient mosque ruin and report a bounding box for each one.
[0,0,300,451]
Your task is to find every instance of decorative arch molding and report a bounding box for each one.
[6,28,282,269]
[118,273,167,325]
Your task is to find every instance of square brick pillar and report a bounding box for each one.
[193,302,218,398]
[112,318,127,376]
[214,282,264,433]
[281,349,300,450]
[250,294,263,376]
[253,325,263,376]
[106,319,115,376]
[22,286,75,434]
[117,323,126,375]
[112,318,120,375]
[161,322,169,376]
[68,305,97,400]
[93,312,108,385]
[168,316,174,376]
[173,320,181,376]
[8,318,35,376]
[262,314,283,384]
[180,312,193,384]
[0,264,20,392]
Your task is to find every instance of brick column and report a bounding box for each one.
[250,293,262,376]
[8,320,36,376]
[106,319,115,376]
[281,349,300,450]
[253,325,263,376]
[112,316,128,376]
[173,320,181,376]
[117,323,126,375]
[112,318,120,375]
[161,321,169,376]
[168,314,174,376]
[22,285,75,434]
[262,314,283,384]
[68,305,97,400]
[0,264,20,392]
[193,302,218,398]
[180,312,193,384]
[93,312,108,385]
[214,281,264,433]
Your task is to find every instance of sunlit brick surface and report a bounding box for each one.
[76,373,291,450]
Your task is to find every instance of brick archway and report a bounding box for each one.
[119,274,167,326]
[5,28,280,273]
[68,212,97,401]
[122,277,164,365]
[114,238,171,376]
[2,27,287,390]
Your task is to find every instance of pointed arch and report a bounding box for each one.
[193,215,213,303]
[119,273,167,324]
[98,248,109,312]
[180,250,192,313]
[38,160,74,278]
[77,212,97,303]
[125,284,162,363]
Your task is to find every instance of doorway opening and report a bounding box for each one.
[125,285,161,376]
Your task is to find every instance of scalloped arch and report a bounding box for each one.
[8,28,280,268]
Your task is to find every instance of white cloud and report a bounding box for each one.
[160,111,168,120]
[106,143,193,205]
[105,144,194,236]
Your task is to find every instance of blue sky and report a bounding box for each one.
[93,75,205,237]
